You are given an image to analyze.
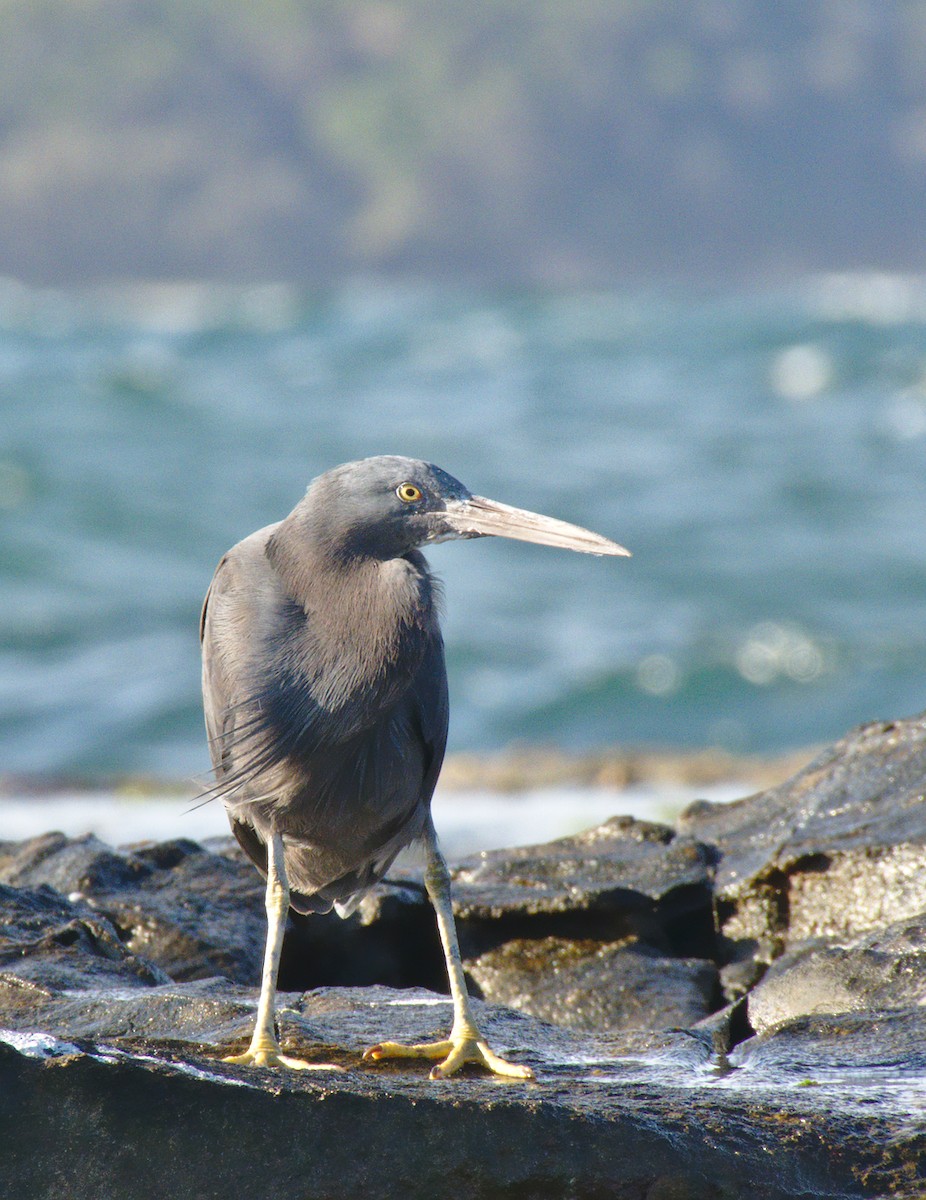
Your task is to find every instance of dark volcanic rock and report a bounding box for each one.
[1,981,923,1200]
[679,717,926,922]
[467,935,719,1033]
[7,712,926,1195]
[734,1005,926,1075]
[0,832,269,984]
[283,873,444,994]
[747,913,926,1034]
[451,815,713,921]
[0,881,169,994]
[0,829,154,892]
[678,717,926,882]
[678,715,926,1000]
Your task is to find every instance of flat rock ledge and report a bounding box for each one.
[4,714,926,1199]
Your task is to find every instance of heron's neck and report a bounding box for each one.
[296,551,438,713]
[313,552,433,634]
[267,527,436,655]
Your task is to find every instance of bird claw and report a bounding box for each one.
[222,1041,344,1072]
[363,1035,534,1080]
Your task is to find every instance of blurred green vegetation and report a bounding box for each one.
[0,1,924,282]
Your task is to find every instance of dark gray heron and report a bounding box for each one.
[201,456,629,1079]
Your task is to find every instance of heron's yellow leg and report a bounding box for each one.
[224,832,342,1072]
[363,821,534,1081]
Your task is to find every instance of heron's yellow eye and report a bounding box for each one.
[396,483,422,503]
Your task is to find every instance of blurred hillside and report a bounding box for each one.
[2,2,925,284]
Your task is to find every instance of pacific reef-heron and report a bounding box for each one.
[201,456,629,1079]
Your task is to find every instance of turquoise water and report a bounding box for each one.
[3,275,926,777]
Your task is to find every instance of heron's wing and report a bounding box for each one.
[406,627,449,809]
[200,544,271,782]
[199,524,292,790]
[199,554,230,774]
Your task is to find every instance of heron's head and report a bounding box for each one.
[302,456,630,562]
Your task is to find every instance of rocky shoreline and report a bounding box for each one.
[3,716,926,1198]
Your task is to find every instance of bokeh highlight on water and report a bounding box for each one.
[3,274,926,778]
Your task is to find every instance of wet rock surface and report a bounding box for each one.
[678,717,926,965]
[1,982,924,1200]
[0,832,267,985]
[449,815,713,920]
[747,913,926,1034]
[0,880,169,994]
[4,713,926,1196]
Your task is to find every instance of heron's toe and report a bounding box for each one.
[430,1036,535,1081]
[363,1035,533,1081]
[223,1042,344,1072]
[362,1039,446,1062]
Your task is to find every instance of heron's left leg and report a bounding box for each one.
[223,831,340,1071]
[363,820,534,1080]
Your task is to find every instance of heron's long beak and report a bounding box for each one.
[442,496,631,557]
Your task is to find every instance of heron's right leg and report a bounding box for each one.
[223,832,340,1071]
[363,819,534,1080]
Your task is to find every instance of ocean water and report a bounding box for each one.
[3,274,926,780]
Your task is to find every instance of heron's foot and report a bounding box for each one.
[363,1032,534,1081]
[222,1037,344,1072]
